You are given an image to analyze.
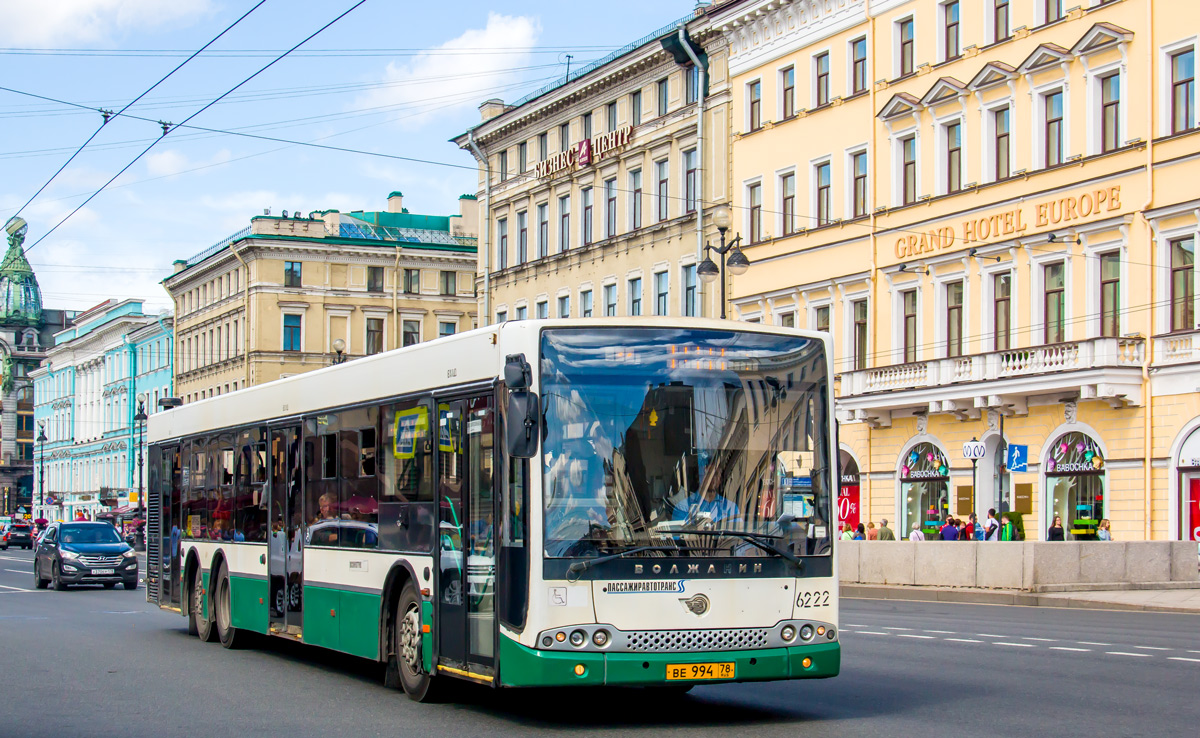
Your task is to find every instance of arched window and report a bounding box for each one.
[900,441,951,538]
[1044,431,1105,540]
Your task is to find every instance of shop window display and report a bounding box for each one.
[901,442,950,539]
[1045,431,1105,540]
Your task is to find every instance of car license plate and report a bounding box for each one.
[91,569,115,575]
[665,662,735,681]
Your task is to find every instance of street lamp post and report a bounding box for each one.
[696,204,750,319]
[134,393,148,550]
[36,421,47,523]
[332,338,347,365]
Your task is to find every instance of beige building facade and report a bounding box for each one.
[163,193,478,403]
[454,9,736,325]
[716,0,1200,541]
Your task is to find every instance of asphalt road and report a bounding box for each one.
[1,547,1198,738]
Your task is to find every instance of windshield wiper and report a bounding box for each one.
[565,546,682,581]
[678,529,804,572]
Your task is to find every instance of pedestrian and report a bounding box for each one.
[999,514,1016,541]
[877,518,896,541]
[840,523,854,541]
[1097,518,1114,541]
[866,521,879,540]
[966,512,982,541]
[984,508,1000,541]
[854,523,866,540]
[1047,514,1065,541]
[940,517,959,541]
[909,521,925,541]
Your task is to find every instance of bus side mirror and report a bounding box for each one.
[506,390,540,459]
[504,353,532,390]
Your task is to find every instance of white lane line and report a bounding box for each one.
[1189,650,1200,654]
[1077,641,1112,646]
[0,583,33,592]
[994,642,1035,648]
[1022,637,1058,642]
[976,634,1011,639]
[1106,652,1150,658]
[1169,657,1200,663]
[844,623,867,627]
[0,555,31,562]
[4,568,29,574]
[897,634,935,639]
[882,627,912,631]
[857,631,888,636]
[924,630,956,634]
[945,638,983,643]
[1050,647,1092,652]
[1134,646,1171,651]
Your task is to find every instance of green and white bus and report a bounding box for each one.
[145,317,839,700]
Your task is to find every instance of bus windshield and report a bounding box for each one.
[540,327,832,560]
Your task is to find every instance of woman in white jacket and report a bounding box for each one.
[908,521,925,541]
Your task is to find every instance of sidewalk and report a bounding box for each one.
[843,583,1200,614]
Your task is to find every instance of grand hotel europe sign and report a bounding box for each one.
[535,125,634,178]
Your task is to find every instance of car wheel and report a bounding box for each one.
[214,563,246,649]
[52,563,67,591]
[103,582,117,589]
[190,565,216,643]
[394,581,448,702]
[33,559,47,589]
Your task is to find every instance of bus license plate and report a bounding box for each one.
[665,662,734,681]
[91,569,115,575]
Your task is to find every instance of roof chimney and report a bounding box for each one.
[479,98,507,122]
[387,191,404,213]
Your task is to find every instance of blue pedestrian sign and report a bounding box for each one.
[1006,444,1028,472]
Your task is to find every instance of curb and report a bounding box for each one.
[842,584,1200,614]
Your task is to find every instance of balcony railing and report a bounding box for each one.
[842,337,1145,396]
[1154,330,1200,365]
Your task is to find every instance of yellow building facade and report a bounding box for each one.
[163,193,478,403]
[715,0,1200,541]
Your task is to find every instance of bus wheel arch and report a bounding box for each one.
[183,550,201,635]
[380,561,418,688]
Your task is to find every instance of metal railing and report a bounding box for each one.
[336,222,476,248]
[185,226,250,267]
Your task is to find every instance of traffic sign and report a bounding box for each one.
[1006,444,1028,472]
[962,440,987,460]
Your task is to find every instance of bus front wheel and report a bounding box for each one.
[394,582,445,702]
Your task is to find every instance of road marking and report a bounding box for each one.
[944,638,983,643]
[924,630,956,634]
[101,611,142,615]
[1077,641,1111,646]
[1106,652,1150,658]
[1169,657,1200,663]
[4,568,29,574]
[856,631,888,636]
[882,627,911,631]
[0,583,33,592]
[1022,637,1057,642]
[976,634,1010,638]
[0,555,30,562]
[994,642,1035,648]
[844,623,867,627]
[897,634,935,639]
[1050,647,1091,652]
[1134,646,1171,651]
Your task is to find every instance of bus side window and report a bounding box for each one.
[378,397,434,552]
[499,387,529,630]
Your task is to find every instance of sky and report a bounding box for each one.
[0,0,694,314]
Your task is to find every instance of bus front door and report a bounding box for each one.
[435,394,497,678]
[268,425,303,635]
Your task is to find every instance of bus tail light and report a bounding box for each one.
[569,630,587,647]
[799,624,815,642]
[592,629,610,647]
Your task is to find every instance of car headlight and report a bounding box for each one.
[122,549,137,558]
[60,549,79,560]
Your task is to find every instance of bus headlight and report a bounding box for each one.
[592,629,610,647]
[799,624,815,641]
[780,625,797,642]
[569,630,587,647]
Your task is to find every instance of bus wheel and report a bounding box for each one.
[394,582,444,702]
[214,563,247,649]
[190,565,216,643]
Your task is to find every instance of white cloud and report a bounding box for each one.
[145,148,232,178]
[356,12,542,128]
[0,0,212,45]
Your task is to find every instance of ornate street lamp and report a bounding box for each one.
[135,393,148,549]
[697,204,750,319]
[36,420,47,522]
[332,338,347,365]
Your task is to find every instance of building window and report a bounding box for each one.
[683,149,698,214]
[816,304,830,333]
[779,312,795,328]
[497,218,508,269]
[995,106,1011,180]
[815,163,831,226]
[499,150,508,182]
[605,178,617,238]
[537,203,549,258]
[1100,251,1121,337]
[994,0,1010,43]
[582,187,593,246]
[366,318,384,355]
[781,173,796,235]
[853,299,868,371]
[815,53,830,106]
[902,135,917,204]
[748,80,762,131]
[852,151,868,217]
[439,270,456,296]
[656,159,669,222]
[902,289,918,362]
[536,301,548,320]
[683,264,697,317]
[655,271,669,316]
[518,142,527,174]
[538,132,548,160]
[284,261,302,288]
[749,182,763,243]
[558,195,571,252]
[657,78,669,116]
[604,284,617,316]
[367,266,384,293]
[631,90,642,126]
[283,314,301,352]
[781,66,795,118]
[403,321,422,348]
[946,281,963,357]
[946,121,962,193]
[851,38,867,95]
[628,277,642,316]
[685,65,699,105]
[558,294,570,318]
[1101,73,1121,153]
[581,290,593,318]
[582,112,592,140]
[515,306,527,321]
[403,268,419,294]
[607,101,617,132]
[1045,0,1062,24]
[517,210,528,264]
[439,321,455,339]
[1172,49,1195,134]
[559,122,570,153]
[1044,262,1066,344]
[496,310,507,324]
[994,272,1011,350]
[1171,236,1195,331]
[1045,91,1064,166]
[943,1,960,61]
[630,169,643,229]
[899,18,915,77]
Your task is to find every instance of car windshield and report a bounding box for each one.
[540,327,832,559]
[59,525,122,545]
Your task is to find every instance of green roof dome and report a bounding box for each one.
[0,218,42,326]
